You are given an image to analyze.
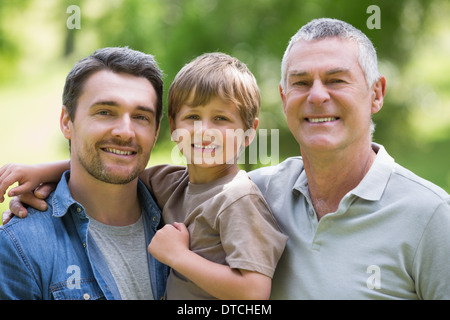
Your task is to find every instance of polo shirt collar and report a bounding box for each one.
[292,143,395,202]
[351,143,394,201]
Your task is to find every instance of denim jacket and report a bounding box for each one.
[0,171,168,300]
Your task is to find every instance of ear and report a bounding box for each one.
[60,106,73,140]
[244,117,259,147]
[279,84,288,115]
[371,76,386,115]
[152,124,161,148]
[168,117,176,134]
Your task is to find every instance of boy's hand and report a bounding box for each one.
[2,210,13,225]
[148,222,190,266]
[0,164,42,202]
[1,183,55,225]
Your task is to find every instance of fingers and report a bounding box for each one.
[7,181,35,198]
[0,163,37,202]
[34,182,56,199]
[9,196,29,218]
[173,221,188,232]
[2,210,14,225]
[17,193,48,212]
[0,164,16,202]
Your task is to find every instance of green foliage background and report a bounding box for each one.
[1,0,450,216]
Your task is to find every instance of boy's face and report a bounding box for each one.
[170,95,257,167]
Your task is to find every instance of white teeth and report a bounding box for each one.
[308,117,337,123]
[105,148,134,155]
[193,144,216,149]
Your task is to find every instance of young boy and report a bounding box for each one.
[0,53,287,300]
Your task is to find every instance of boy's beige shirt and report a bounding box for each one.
[140,165,287,299]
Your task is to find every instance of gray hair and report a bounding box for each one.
[280,18,380,136]
[280,18,380,93]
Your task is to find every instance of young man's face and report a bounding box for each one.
[61,70,159,184]
[281,37,384,156]
[170,95,257,167]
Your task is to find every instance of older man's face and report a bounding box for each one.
[281,37,383,156]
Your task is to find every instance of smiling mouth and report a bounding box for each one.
[192,144,220,154]
[307,117,339,123]
[103,148,136,156]
[193,144,218,150]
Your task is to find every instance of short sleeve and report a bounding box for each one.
[414,199,450,299]
[139,165,187,208]
[217,193,288,278]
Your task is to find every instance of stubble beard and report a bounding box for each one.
[77,143,145,185]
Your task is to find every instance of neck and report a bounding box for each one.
[186,163,240,184]
[302,143,376,220]
[68,168,141,226]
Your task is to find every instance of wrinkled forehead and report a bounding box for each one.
[286,38,360,75]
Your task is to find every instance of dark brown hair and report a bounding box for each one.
[62,47,164,128]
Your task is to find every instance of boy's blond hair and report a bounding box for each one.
[168,52,260,130]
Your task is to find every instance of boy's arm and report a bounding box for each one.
[0,160,69,202]
[0,161,69,222]
[148,222,271,300]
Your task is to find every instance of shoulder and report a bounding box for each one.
[140,164,188,208]
[377,161,450,234]
[141,164,187,184]
[248,157,304,193]
[221,170,265,200]
[140,164,187,193]
[389,163,450,204]
[0,202,58,243]
[217,171,275,219]
[0,203,64,272]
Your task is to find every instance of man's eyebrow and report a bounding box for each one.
[136,105,156,115]
[92,101,155,114]
[288,68,351,77]
[326,68,350,75]
[91,100,119,107]
[287,70,308,78]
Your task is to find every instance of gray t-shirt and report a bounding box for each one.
[88,215,153,300]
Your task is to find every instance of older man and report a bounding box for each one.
[249,18,450,299]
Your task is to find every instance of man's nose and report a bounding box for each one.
[111,115,135,140]
[307,80,330,106]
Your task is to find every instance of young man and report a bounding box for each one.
[249,18,450,299]
[0,47,168,299]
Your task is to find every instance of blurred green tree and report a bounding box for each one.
[0,0,448,188]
